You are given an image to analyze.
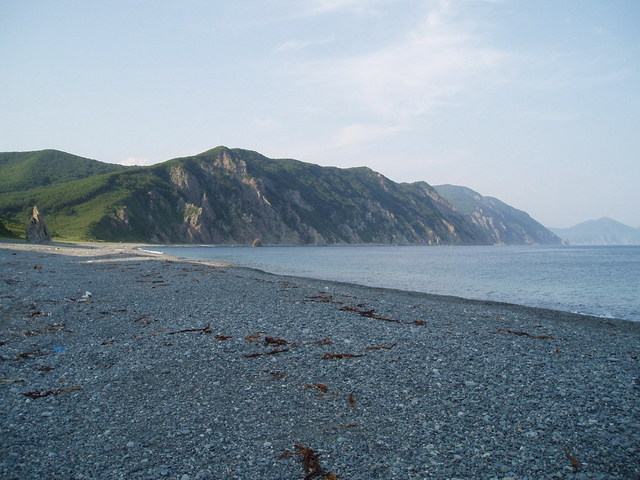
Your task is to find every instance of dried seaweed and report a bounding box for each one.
[304,295,344,304]
[244,348,289,358]
[0,377,24,383]
[25,323,66,336]
[244,332,266,342]
[495,328,554,340]
[16,351,48,360]
[564,446,581,471]
[304,383,329,393]
[412,320,426,326]
[339,305,399,323]
[168,323,213,335]
[23,386,82,399]
[264,336,289,346]
[323,352,361,360]
[301,338,332,346]
[348,392,357,407]
[365,344,396,350]
[215,334,233,341]
[279,444,328,479]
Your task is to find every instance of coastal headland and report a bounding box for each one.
[1,242,638,479]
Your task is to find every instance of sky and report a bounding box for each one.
[2,0,639,228]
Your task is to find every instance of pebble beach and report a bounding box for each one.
[1,242,638,480]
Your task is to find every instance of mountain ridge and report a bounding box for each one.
[0,147,561,245]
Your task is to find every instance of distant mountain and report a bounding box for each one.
[434,184,561,245]
[550,218,640,245]
[0,147,560,245]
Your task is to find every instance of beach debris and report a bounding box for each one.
[25,323,66,336]
[412,320,426,326]
[302,337,332,346]
[323,353,363,360]
[244,332,266,342]
[348,392,357,407]
[305,295,344,305]
[278,444,332,479]
[23,386,82,399]
[365,344,396,350]
[339,305,399,323]
[244,348,289,358]
[564,446,581,471]
[168,323,214,335]
[16,351,48,360]
[494,328,554,340]
[215,334,233,341]
[264,336,289,346]
[34,365,55,372]
[304,383,329,393]
[52,346,65,352]
[0,377,24,383]
[264,370,288,380]
[328,423,358,431]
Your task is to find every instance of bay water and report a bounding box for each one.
[157,245,640,322]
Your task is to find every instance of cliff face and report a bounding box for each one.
[434,184,561,245]
[138,148,482,245]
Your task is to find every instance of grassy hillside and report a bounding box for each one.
[0,150,127,194]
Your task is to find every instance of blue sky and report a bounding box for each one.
[2,0,639,228]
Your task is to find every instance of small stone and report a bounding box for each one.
[126,441,135,448]
[180,475,191,480]
[178,428,191,435]
[464,381,477,387]
[41,411,53,417]
[263,441,272,448]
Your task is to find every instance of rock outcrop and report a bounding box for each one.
[26,206,51,244]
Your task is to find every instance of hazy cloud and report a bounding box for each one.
[119,157,154,166]
[287,1,506,120]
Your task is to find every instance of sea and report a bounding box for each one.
[156,245,640,323]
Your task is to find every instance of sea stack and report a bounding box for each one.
[26,206,52,244]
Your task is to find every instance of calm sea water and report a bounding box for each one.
[157,245,640,322]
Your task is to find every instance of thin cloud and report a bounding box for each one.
[286,1,507,120]
[119,157,155,166]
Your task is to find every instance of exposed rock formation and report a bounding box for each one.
[26,206,51,244]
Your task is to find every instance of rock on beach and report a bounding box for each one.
[0,242,638,479]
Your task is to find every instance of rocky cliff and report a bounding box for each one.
[434,184,561,245]
[0,147,561,245]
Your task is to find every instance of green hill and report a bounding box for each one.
[0,150,127,194]
[0,147,560,245]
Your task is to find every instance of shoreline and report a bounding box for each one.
[1,242,638,479]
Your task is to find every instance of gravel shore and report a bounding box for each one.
[1,242,638,480]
